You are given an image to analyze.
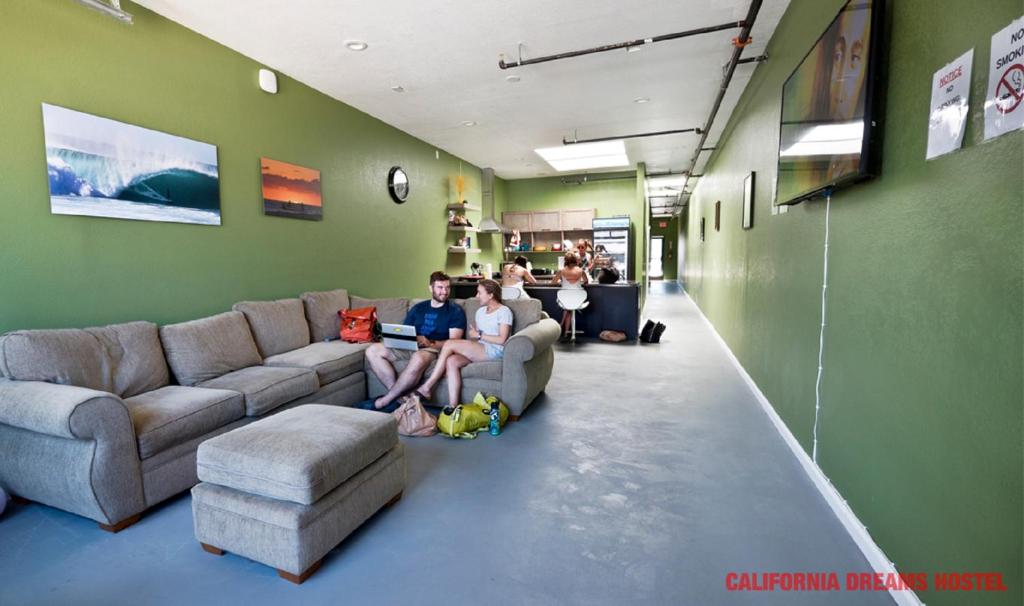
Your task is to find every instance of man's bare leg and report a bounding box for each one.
[365,343,397,390]
[374,351,434,408]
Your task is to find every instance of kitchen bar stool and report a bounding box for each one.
[556,289,589,342]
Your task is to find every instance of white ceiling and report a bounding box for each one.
[135,0,789,189]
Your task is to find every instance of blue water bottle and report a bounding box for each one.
[489,404,501,436]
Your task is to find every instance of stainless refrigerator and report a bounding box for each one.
[592,216,631,282]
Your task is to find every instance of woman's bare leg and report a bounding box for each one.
[418,339,488,398]
[445,354,472,406]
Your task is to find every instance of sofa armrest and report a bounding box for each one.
[504,318,561,363]
[0,378,129,439]
[0,378,145,525]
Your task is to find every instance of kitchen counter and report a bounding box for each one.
[451,280,640,340]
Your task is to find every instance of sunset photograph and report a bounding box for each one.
[261,157,322,220]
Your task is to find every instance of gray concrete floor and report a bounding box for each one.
[0,283,893,605]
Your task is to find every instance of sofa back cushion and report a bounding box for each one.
[232,299,310,358]
[460,297,543,334]
[349,296,409,325]
[159,311,262,386]
[300,289,349,342]
[0,321,169,397]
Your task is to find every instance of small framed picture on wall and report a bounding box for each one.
[714,201,721,231]
[742,172,755,229]
[699,217,706,242]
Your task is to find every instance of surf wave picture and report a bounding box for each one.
[42,103,221,225]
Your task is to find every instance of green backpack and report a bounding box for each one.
[436,392,510,439]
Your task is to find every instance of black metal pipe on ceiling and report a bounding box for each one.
[683,0,763,192]
[563,127,701,146]
[498,21,746,70]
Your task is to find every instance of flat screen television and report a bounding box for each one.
[776,0,885,205]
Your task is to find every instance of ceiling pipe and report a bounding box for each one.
[563,127,701,146]
[737,53,768,65]
[683,0,763,193]
[560,173,637,185]
[499,21,746,70]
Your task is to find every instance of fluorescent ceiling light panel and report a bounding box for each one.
[535,141,630,172]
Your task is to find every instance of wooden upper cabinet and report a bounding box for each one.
[502,211,532,232]
[531,211,561,232]
[561,209,596,231]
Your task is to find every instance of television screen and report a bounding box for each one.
[776,0,884,205]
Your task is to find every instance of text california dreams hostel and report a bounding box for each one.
[724,571,1008,593]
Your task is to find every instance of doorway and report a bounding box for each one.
[649,236,664,280]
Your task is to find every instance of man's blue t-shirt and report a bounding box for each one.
[403,300,467,342]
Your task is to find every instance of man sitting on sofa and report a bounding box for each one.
[365,271,466,410]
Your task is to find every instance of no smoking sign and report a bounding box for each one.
[995,63,1023,114]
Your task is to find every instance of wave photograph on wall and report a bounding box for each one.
[42,103,221,226]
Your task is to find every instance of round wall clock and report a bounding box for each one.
[388,166,409,204]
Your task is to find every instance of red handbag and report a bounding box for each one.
[339,306,377,343]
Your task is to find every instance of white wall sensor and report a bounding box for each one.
[258,69,278,94]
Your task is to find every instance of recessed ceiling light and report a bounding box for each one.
[535,140,630,172]
[634,97,650,104]
[345,40,368,51]
[390,85,405,93]
[506,75,521,83]
[461,120,477,127]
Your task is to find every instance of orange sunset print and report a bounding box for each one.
[261,157,323,221]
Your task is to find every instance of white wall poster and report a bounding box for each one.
[927,49,973,159]
[984,16,1024,140]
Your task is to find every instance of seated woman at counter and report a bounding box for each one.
[416,279,512,405]
[501,255,537,298]
[551,251,589,340]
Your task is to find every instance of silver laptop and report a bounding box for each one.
[381,323,419,350]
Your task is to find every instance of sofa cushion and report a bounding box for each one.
[196,404,398,505]
[124,385,245,459]
[300,289,350,342]
[264,341,370,386]
[461,360,503,381]
[159,312,262,387]
[461,297,543,334]
[233,299,310,358]
[198,366,318,416]
[89,322,170,398]
[0,321,169,397]
[349,296,409,325]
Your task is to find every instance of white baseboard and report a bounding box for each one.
[686,292,924,606]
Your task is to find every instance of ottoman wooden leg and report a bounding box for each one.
[11,495,30,505]
[508,414,520,422]
[278,560,321,584]
[201,543,225,556]
[386,491,403,507]
[98,514,140,533]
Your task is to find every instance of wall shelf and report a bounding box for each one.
[447,203,480,211]
[447,226,479,232]
[448,246,481,254]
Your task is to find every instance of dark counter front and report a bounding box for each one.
[451,281,641,341]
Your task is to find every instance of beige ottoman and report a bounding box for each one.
[191,404,406,583]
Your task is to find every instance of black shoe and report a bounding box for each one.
[650,322,666,343]
[639,320,656,343]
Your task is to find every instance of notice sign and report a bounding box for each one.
[984,15,1024,140]
[927,50,973,159]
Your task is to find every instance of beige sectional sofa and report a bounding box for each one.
[0,288,560,531]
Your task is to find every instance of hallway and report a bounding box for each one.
[0,285,894,605]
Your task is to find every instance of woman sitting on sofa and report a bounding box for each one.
[416,279,513,405]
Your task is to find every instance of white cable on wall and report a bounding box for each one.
[812,192,832,463]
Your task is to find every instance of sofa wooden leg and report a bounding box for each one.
[98,514,140,533]
[385,491,403,507]
[508,414,520,422]
[278,560,321,584]
[201,543,225,556]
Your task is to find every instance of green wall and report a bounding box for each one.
[684,1,1022,605]
[503,172,645,281]
[0,0,504,334]
[650,216,679,281]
